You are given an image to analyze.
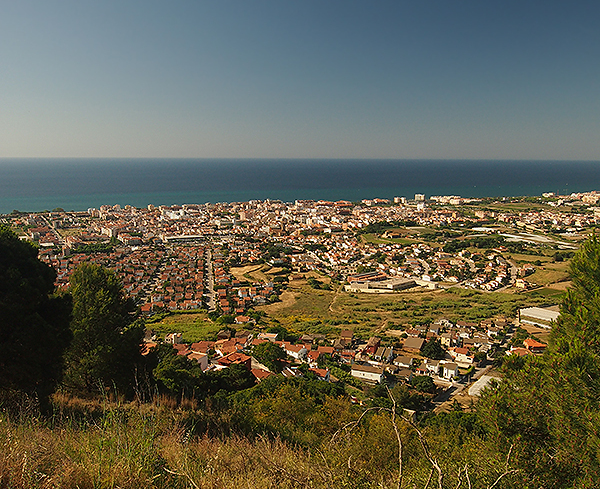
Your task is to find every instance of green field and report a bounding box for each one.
[148,311,224,342]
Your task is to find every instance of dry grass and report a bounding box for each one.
[0,392,522,489]
[0,410,381,489]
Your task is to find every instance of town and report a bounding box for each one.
[2,190,593,409]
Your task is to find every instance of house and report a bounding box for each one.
[251,368,274,382]
[403,337,425,353]
[190,341,214,354]
[235,315,253,324]
[257,332,279,342]
[339,329,354,346]
[374,346,394,363]
[452,347,474,367]
[187,352,209,371]
[308,368,330,382]
[217,352,251,369]
[441,362,459,380]
[281,342,309,361]
[523,337,547,354]
[165,332,183,344]
[519,306,560,329]
[281,367,303,378]
[351,364,384,383]
[365,337,381,355]
[440,332,456,347]
[425,360,440,376]
[173,343,190,356]
[393,355,414,369]
[508,347,531,357]
[396,368,413,382]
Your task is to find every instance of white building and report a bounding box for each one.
[351,364,384,383]
[519,307,560,329]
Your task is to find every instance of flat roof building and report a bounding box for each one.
[519,306,560,329]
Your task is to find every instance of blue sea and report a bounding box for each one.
[1,158,599,214]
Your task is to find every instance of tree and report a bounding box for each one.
[410,375,436,394]
[0,226,71,408]
[63,263,144,396]
[252,341,286,372]
[478,236,600,487]
[421,338,445,360]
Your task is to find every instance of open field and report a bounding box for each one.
[360,233,417,246]
[230,264,290,283]
[148,311,223,342]
[520,323,552,344]
[528,267,570,286]
[257,276,564,341]
[230,264,273,283]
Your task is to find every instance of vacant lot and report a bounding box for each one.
[148,311,223,342]
[256,277,564,341]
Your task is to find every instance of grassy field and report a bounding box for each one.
[257,274,564,341]
[150,235,571,343]
[148,311,223,342]
[360,233,417,246]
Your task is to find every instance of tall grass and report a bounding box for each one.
[0,393,519,488]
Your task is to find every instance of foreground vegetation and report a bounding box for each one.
[0,387,517,489]
[4,226,600,487]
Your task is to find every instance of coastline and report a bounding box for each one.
[1,158,600,214]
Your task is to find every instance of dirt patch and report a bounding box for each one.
[257,289,297,313]
[520,323,552,343]
[230,264,271,283]
[547,281,571,290]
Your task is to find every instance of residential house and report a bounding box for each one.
[187,352,209,371]
[351,364,384,383]
[523,338,547,354]
[441,362,459,380]
[403,337,425,353]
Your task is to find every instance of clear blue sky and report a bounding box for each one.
[1,0,599,160]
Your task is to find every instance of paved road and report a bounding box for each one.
[204,248,216,311]
[432,363,495,411]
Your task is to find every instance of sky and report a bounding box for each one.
[1,0,599,160]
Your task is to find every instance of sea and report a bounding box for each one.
[1,158,599,214]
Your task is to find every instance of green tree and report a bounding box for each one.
[478,236,600,487]
[63,263,143,396]
[0,226,71,408]
[152,344,203,397]
[252,341,286,372]
[421,338,445,360]
[410,375,436,394]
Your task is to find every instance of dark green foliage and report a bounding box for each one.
[303,243,327,253]
[63,263,144,396]
[307,277,330,290]
[367,383,431,411]
[443,235,506,253]
[477,236,600,487]
[411,375,436,394]
[266,325,298,342]
[152,344,203,396]
[215,314,235,325]
[252,341,286,372]
[72,239,116,254]
[421,338,445,360]
[152,344,255,400]
[229,375,348,444]
[0,226,72,407]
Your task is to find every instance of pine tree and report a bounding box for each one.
[0,225,71,408]
[63,263,143,396]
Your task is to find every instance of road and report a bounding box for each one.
[432,363,495,411]
[204,248,217,311]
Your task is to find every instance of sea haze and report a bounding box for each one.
[0,159,599,214]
